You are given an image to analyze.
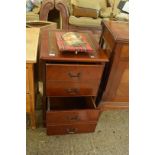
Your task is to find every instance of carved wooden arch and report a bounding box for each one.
[55,0,69,30]
[39,0,55,20]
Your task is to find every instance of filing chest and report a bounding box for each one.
[40,29,108,135]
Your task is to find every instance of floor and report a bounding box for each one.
[27,109,129,155]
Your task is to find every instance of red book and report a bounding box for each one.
[55,32,95,53]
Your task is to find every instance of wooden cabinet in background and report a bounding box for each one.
[26,28,40,129]
[26,64,36,127]
[97,20,129,110]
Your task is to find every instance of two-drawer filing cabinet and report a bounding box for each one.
[40,29,108,135]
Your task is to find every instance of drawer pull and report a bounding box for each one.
[67,115,80,121]
[65,88,79,94]
[66,128,77,134]
[68,72,81,78]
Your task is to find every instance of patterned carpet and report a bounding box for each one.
[27,109,129,155]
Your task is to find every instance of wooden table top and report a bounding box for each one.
[40,29,109,63]
[102,20,129,43]
[26,28,40,63]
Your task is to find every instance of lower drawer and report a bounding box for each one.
[47,122,97,135]
[46,97,100,125]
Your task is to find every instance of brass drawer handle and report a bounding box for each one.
[65,88,79,94]
[66,115,80,121]
[68,72,81,78]
[66,128,77,134]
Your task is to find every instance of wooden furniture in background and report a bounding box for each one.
[97,20,129,110]
[54,0,102,33]
[26,21,57,81]
[39,0,55,21]
[26,28,40,129]
[40,29,108,135]
[26,20,57,29]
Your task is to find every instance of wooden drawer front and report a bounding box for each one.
[46,97,100,125]
[26,94,31,112]
[26,67,30,93]
[47,123,97,135]
[46,81,100,96]
[47,110,99,125]
[46,64,103,82]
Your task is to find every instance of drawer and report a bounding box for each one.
[26,94,31,112]
[46,81,100,96]
[46,97,100,125]
[46,64,104,82]
[47,122,97,135]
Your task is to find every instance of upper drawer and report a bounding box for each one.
[46,64,104,82]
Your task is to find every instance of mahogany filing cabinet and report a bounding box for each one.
[40,29,108,135]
